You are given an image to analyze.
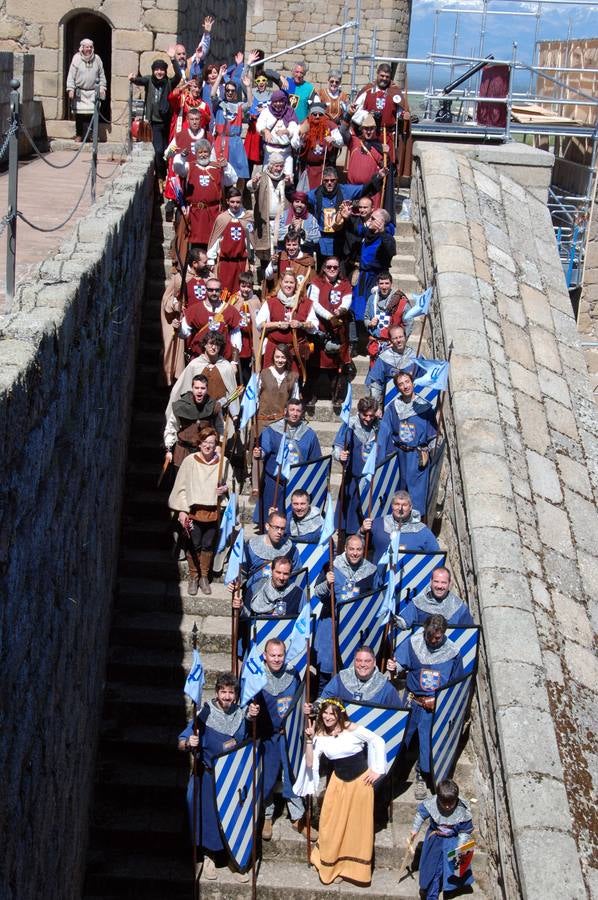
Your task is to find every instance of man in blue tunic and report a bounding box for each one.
[334,396,380,539]
[397,567,474,630]
[253,639,310,840]
[253,399,321,525]
[312,535,379,693]
[286,489,324,543]
[387,615,463,795]
[243,510,298,598]
[178,672,258,881]
[362,490,439,564]
[245,555,306,617]
[304,645,400,710]
[408,778,474,899]
[378,369,438,516]
[365,324,417,403]
[307,167,383,261]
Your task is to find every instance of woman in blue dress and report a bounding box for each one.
[408,778,474,900]
[378,369,437,518]
[178,673,258,882]
[211,65,253,185]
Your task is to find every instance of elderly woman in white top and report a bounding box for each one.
[294,697,386,886]
[66,39,107,143]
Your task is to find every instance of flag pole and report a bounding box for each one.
[190,622,199,899]
[364,477,375,557]
[231,583,241,676]
[271,420,289,513]
[251,714,259,900]
[304,633,313,864]
[415,312,428,357]
[336,428,352,554]
[328,535,339,676]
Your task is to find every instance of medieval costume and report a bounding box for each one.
[254,417,321,525]
[379,393,438,517]
[256,92,300,176]
[297,104,343,190]
[412,796,474,900]
[181,295,242,360]
[308,272,352,406]
[163,392,224,467]
[368,508,439,565]
[255,284,318,372]
[207,208,253,294]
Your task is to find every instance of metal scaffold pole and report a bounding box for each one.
[6,79,20,307]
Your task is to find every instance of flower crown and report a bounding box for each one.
[320,697,346,713]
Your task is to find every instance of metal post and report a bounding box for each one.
[91,76,100,203]
[350,0,361,97]
[528,1,542,96]
[127,80,133,155]
[6,79,20,307]
[476,0,488,101]
[505,42,517,143]
[449,13,460,84]
[340,0,349,75]
[369,27,377,83]
[425,10,439,119]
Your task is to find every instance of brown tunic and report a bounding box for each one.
[257,368,299,433]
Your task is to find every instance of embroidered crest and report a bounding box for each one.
[193,284,207,300]
[329,290,342,306]
[399,421,416,444]
[420,669,441,691]
[199,174,211,187]
[375,96,385,110]
[230,225,243,241]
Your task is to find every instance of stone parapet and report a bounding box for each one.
[413,140,596,899]
[0,145,154,900]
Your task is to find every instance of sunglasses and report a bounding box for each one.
[325,264,340,269]
[329,79,340,84]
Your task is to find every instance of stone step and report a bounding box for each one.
[110,609,230,652]
[390,254,416,277]
[101,673,227,724]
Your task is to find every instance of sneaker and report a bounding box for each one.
[202,855,217,880]
[262,817,273,841]
[414,769,427,800]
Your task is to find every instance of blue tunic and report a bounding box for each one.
[307,184,363,257]
[321,669,401,707]
[179,704,247,851]
[254,421,322,525]
[399,590,474,629]
[394,633,463,773]
[351,226,395,321]
[243,535,299,595]
[255,669,301,808]
[212,100,249,178]
[416,797,474,900]
[333,418,379,534]
[378,397,438,516]
[364,348,418,400]
[369,513,439,564]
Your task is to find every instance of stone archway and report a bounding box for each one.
[62,11,112,122]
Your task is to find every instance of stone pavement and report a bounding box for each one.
[414,141,598,900]
[0,149,128,313]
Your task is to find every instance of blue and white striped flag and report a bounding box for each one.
[216,492,237,553]
[380,567,396,623]
[361,441,377,482]
[239,372,259,428]
[276,432,292,480]
[184,648,205,706]
[414,358,449,392]
[403,286,432,322]
[224,526,245,585]
[240,643,268,705]
[318,494,336,546]
[340,382,352,424]
[285,604,312,663]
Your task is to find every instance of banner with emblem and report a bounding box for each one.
[394,550,447,613]
[336,587,387,669]
[282,683,306,783]
[213,739,263,873]
[284,455,332,517]
[384,379,440,411]
[393,626,480,676]
[358,451,402,519]
[344,700,412,771]
[430,671,475,787]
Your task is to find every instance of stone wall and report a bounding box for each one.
[412,141,597,899]
[0,145,154,900]
[244,0,411,91]
[178,0,248,68]
[0,52,43,155]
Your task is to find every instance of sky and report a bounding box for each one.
[407,0,598,91]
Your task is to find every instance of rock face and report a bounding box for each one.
[0,146,154,900]
[413,141,597,899]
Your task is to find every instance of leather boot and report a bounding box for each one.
[187,553,199,596]
[199,551,213,595]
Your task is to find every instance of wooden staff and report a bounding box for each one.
[190,622,200,898]
[336,426,353,553]
[304,633,313,864]
[363,475,376,558]
[328,535,339,676]
[415,314,428,357]
[231,583,241,676]
[381,125,388,202]
[250,715,259,900]
[319,141,328,186]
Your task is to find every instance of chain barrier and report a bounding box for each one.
[16,168,92,233]
[0,210,16,237]
[95,146,128,181]
[98,103,129,127]
[0,118,19,162]
[19,117,94,169]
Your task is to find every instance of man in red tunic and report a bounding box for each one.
[255,270,318,377]
[297,102,343,190]
[307,256,353,412]
[167,77,211,142]
[173,138,237,248]
[353,63,412,181]
[164,105,210,221]
[180,275,242,361]
[265,227,316,290]
[228,271,262,385]
[341,114,386,208]
[206,187,253,294]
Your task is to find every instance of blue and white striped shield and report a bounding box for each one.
[393,626,480,676]
[283,683,306,783]
[430,672,475,787]
[344,701,412,770]
[395,551,447,612]
[213,739,263,873]
[248,611,313,680]
[358,452,402,519]
[425,437,446,524]
[383,380,440,411]
[293,541,331,589]
[284,455,332,516]
[336,587,387,669]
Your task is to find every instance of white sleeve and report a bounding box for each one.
[256,109,270,135]
[206,235,221,265]
[163,410,179,450]
[312,298,332,321]
[173,154,189,177]
[229,328,242,352]
[356,725,387,775]
[307,282,320,304]
[256,303,271,330]
[179,316,192,339]
[340,290,353,312]
[305,303,319,331]
[330,127,344,148]
[223,161,237,185]
[292,742,322,797]
[264,259,276,280]
[289,121,301,150]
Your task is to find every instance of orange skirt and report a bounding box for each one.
[311,773,374,885]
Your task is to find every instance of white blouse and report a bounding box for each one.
[293,725,386,797]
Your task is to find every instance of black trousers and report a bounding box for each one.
[151,121,169,179]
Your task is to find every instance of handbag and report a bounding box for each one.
[131,117,153,143]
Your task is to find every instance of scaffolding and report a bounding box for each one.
[350,0,598,298]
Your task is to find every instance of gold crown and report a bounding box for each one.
[321,697,346,713]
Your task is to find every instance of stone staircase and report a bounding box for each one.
[82,196,489,899]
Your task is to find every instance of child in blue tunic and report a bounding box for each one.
[408,778,474,900]
[178,672,258,881]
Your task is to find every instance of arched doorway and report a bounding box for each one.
[62,11,112,122]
